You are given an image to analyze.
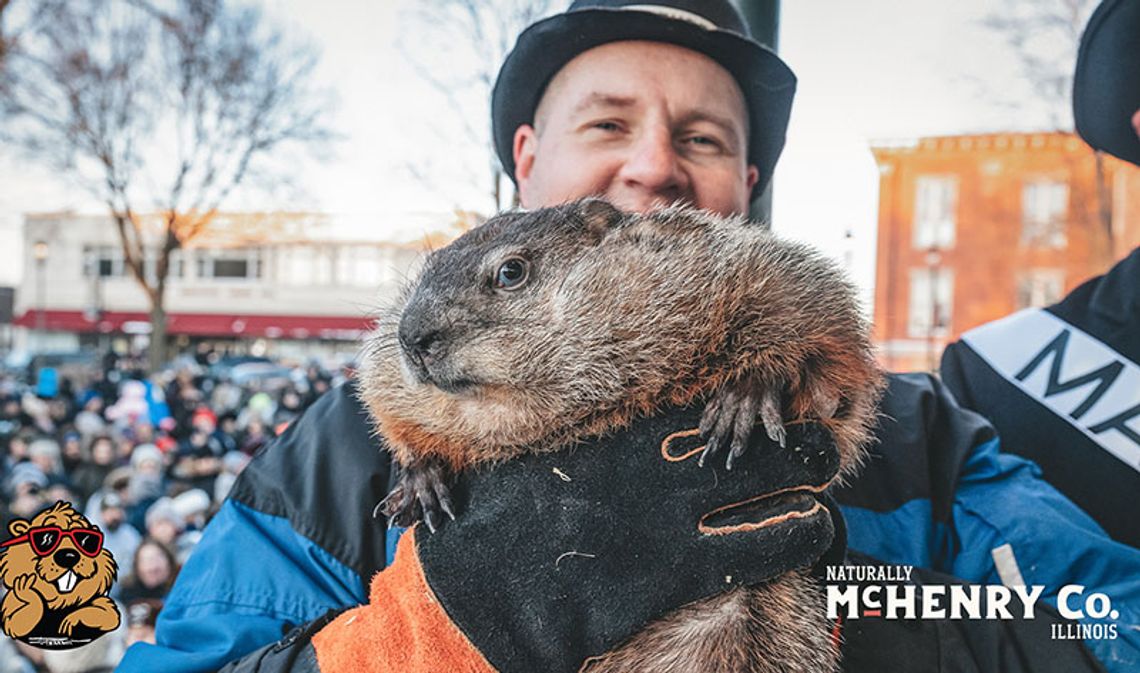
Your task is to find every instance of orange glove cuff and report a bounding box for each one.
[312,528,496,673]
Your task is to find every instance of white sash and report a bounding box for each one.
[961,309,1140,474]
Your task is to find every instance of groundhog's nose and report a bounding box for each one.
[399,324,445,368]
[54,548,80,569]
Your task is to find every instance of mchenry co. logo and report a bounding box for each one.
[824,563,1121,641]
[0,500,120,649]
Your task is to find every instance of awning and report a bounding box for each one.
[13,310,375,340]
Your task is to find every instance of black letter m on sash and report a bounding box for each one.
[1014,329,1124,421]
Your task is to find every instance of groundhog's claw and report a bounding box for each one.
[380,457,454,532]
[419,473,457,534]
[810,383,841,420]
[698,393,722,468]
[436,484,456,521]
[700,379,778,470]
[759,390,786,448]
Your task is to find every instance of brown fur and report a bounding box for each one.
[362,199,882,477]
[0,501,120,639]
[583,572,839,673]
[359,199,884,672]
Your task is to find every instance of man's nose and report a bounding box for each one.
[616,128,689,204]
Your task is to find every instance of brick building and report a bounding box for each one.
[872,132,1140,372]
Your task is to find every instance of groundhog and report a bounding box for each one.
[358,198,884,672]
[0,501,120,647]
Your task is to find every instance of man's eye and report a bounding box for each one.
[681,135,724,151]
[591,121,622,132]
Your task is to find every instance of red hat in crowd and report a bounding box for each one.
[192,407,218,429]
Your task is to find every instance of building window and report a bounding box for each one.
[907,267,954,337]
[196,249,262,280]
[336,246,391,287]
[278,245,334,286]
[1016,269,1064,309]
[1021,180,1068,248]
[144,250,185,284]
[84,246,185,281]
[83,246,125,278]
[913,176,957,250]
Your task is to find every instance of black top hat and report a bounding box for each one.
[491,0,797,196]
[1073,0,1140,166]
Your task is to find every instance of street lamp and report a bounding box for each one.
[843,228,855,271]
[924,246,941,373]
[33,240,49,352]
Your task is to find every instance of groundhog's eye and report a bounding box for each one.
[495,258,529,290]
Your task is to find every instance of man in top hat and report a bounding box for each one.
[120,2,1139,672]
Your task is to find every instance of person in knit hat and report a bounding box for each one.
[942,0,1140,550]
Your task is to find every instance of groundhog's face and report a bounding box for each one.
[392,199,629,395]
[0,501,117,611]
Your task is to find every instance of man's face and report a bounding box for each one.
[136,543,173,587]
[102,506,124,531]
[148,519,179,545]
[513,41,758,217]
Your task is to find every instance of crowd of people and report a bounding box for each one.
[0,350,346,672]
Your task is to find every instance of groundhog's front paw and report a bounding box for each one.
[380,457,455,533]
[60,612,82,636]
[700,373,846,470]
[11,574,43,606]
[699,378,785,470]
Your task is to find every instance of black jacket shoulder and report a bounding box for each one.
[229,380,393,580]
[832,372,995,524]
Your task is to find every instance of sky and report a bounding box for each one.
[0,0,1077,307]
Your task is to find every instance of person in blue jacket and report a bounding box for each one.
[942,0,1140,551]
[120,1,1140,671]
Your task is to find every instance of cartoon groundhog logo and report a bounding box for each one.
[0,501,120,649]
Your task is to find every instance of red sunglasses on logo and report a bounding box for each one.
[1,526,104,557]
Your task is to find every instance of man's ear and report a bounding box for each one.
[9,519,28,538]
[513,124,538,204]
[515,123,535,180]
[746,165,760,193]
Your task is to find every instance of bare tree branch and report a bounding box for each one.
[397,0,566,214]
[0,0,336,369]
[979,0,1115,262]
[978,0,1098,130]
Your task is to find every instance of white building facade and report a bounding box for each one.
[13,211,457,362]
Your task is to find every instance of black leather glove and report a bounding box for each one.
[416,404,841,673]
[259,404,843,673]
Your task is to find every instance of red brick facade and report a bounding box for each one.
[872,132,1140,372]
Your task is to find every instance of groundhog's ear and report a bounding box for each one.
[578,198,625,240]
[8,520,29,538]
